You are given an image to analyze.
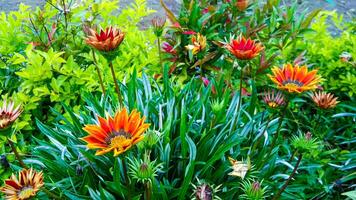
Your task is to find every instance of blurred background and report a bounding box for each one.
[0,0,355,18]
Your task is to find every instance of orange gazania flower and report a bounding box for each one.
[1,168,44,200]
[311,91,339,109]
[236,0,249,11]
[185,33,207,55]
[0,100,22,129]
[82,108,150,156]
[85,26,125,52]
[268,64,322,93]
[225,35,264,60]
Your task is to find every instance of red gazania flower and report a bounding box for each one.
[82,108,150,156]
[1,168,44,200]
[0,100,22,129]
[268,64,322,93]
[310,91,339,109]
[262,89,285,108]
[85,26,125,52]
[225,35,264,60]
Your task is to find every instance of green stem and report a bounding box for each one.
[270,100,289,149]
[122,157,131,200]
[109,61,123,107]
[42,188,61,200]
[8,139,27,169]
[272,153,303,200]
[232,68,244,131]
[157,37,163,75]
[144,181,152,200]
[92,50,106,95]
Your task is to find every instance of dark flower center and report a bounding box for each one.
[105,129,131,144]
[282,80,304,87]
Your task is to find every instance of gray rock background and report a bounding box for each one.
[0,0,354,22]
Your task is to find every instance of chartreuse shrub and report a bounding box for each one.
[0,0,157,131]
[0,0,157,184]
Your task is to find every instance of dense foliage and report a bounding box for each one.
[0,0,355,199]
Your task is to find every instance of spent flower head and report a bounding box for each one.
[228,157,250,179]
[191,178,222,200]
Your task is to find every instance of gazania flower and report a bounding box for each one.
[185,33,207,55]
[262,89,285,108]
[310,91,339,109]
[228,157,249,179]
[0,100,22,129]
[268,64,321,93]
[151,16,166,37]
[1,168,44,200]
[224,35,264,60]
[85,26,125,52]
[82,108,150,156]
[236,0,249,11]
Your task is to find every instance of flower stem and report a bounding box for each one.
[122,157,131,200]
[272,153,303,200]
[109,61,123,107]
[7,139,27,169]
[270,100,289,149]
[92,50,106,95]
[157,37,163,74]
[42,188,61,200]
[232,68,244,131]
[144,181,152,200]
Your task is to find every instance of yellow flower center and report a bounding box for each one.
[0,118,10,128]
[109,136,132,150]
[268,102,278,108]
[282,83,302,91]
[18,186,34,199]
